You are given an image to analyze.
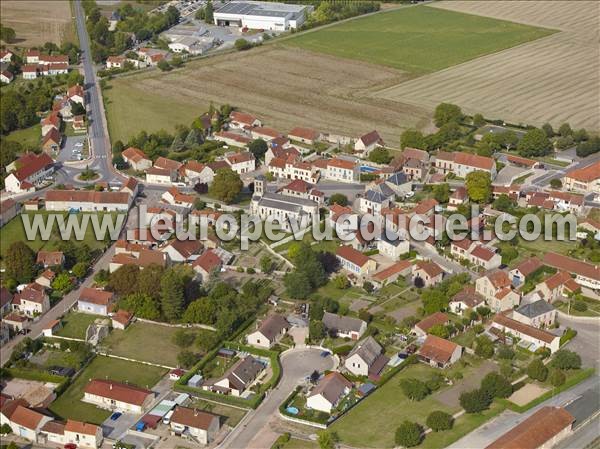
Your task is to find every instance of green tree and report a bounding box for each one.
[137,264,165,299]
[120,293,160,320]
[161,268,185,321]
[395,421,423,448]
[5,241,36,283]
[550,349,581,370]
[172,329,196,348]
[493,194,515,213]
[433,183,450,203]
[182,298,217,324]
[517,128,553,157]
[542,123,554,137]
[434,103,463,127]
[329,193,348,206]
[400,129,426,150]
[72,262,88,279]
[400,378,430,401]
[333,275,349,289]
[249,138,268,161]
[460,389,491,413]
[284,271,312,299]
[51,273,72,293]
[466,171,492,203]
[549,369,566,387]
[108,264,140,296]
[550,179,562,189]
[426,411,454,432]
[501,246,518,265]
[527,358,548,382]
[309,320,325,340]
[195,329,220,351]
[472,113,485,127]
[0,24,16,43]
[558,123,573,137]
[157,59,171,71]
[428,324,450,339]
[474,335,494,358]
[368,147,392,164]
[209,168,242,203]
[204,0,214,22]
[480,372,512,398]
[0,423,12,435]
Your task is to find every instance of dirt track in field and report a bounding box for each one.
[374,1,600,131]
[115,46,433,143]
[1,1,73,47]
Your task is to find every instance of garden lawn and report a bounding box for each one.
[0,211,119,265]
[42,349,87,369]
[49,355,166,424]
[4,124,42,148]
[285,5,554,74]
[332,363,460,448]
[101,322,205,367]
[55,312,105,340]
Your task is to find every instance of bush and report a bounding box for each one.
[549,369,566,387]
[426,410,454,432]
[572,301,587,312]
[560,328,577,346]
[0,423,12,435]
[550,349,581,370]
[527,358,548,382]
[395,421,423,447]
[460,389,491,413]
[246,267,256,274]
[497,346,515,360]
[400,378,431,401]
[271,432,291,449]
[234,38,252,51]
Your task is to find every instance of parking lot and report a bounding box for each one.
[58,135,87,163]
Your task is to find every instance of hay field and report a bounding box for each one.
[0,0,74,47]
[285,5,554,75]
[104,46,431,143]
[375,1,600,131]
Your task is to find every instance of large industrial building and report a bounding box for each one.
[213,1,313,31]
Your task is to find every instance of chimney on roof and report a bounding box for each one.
[109,384,113,390]
[194,409,198,416]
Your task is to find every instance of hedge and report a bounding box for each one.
[278,386,329,425]
[497,368,595,413]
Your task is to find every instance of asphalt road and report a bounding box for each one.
[219,348,333,449]
[0,243,118,367]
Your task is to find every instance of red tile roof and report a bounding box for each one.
[327,158,356,170]
[192,249,222,273]
[84,379,152,406]
[487,270,512,290]
[289,127,320,141]
[9,405,47,430]
[65,419,99,436]
[454,152,495,170]
[336,245,371,268]
[122,147,149,163]
[414,260,443,278]
[67,84,84,99]
[359,130,384,147]
[229,111,258,126]
[492,313,557,344]
[36,250,63,266]
[485,406,574,449]
[154,157,182,171]
[564,160,600,183]
[373,260,412,281]
[10,152,54,182]
[470,245,497,262]
[543,252,600,281]
[415,312,448,333]
[513,257,543,277]
[79,288,114,306]
[226,151,255,164]
[413,198,438,215]
[45,190,129,204]
[171,406,218,430]
[419,334,459,364]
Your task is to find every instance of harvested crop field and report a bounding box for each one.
[375,1,600,131]
[0,1,74,47]
[103,46,431,143]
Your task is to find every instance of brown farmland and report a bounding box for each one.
[103,46,432,144]
[0,0,74,47]
[375,1,600,131]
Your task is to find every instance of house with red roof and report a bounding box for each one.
[67,84,85,106]
[372,260,413,288]
[336,246,377,280]
[434,151,497,180]
[162,187,195,209]
[83,379,154,413]
[0,50,13,63]
[562,160,600,194]
[224,151,255,174]
[288,127,321,145]
[229,111,261,129]
[508,257,543,287]
[0,70,14,84]
[4,153,54,194]
[192,249,223,282]
[412,260,444,288]
[170,406,220,445]
[476,271,521,312]
[354,130,384,157]
[542,252,600,290]
[12,283,50,316]
[45,189,130,212]
[418,334,462,368]
[535,271,580,303]
[413,312,449,338]
[250,126,282,141]
[279,179,324,205]
[122,147,152,171]
[77,288,114,315]
[450,239,501,271]
[490,313,560,353]
[1,400,53,443]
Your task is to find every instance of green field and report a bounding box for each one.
[103,81,199,143]
[4,124,42,148]
[285,5,554,74]
[49,355,166,424]
[101,321,206,367]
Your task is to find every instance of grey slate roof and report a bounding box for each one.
[322,312,365,334]
[347,336,383,366]
[515,299,555,318]
[387,172,408,186]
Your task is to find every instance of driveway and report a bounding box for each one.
[558,314,600,369]
[218,348,333,449]
[57,134,87,163]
